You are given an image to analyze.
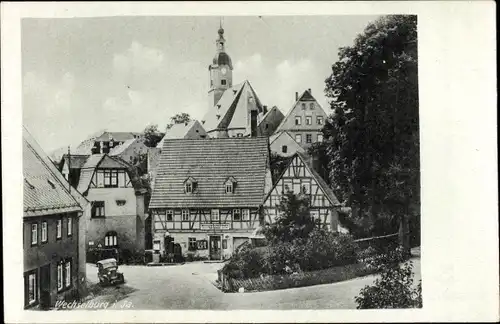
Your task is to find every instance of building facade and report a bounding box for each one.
[262,152,343,232]
[274,89,329,150]
[76,154,147,259]
[257,106,285,138]
[269,131,306,158]
[23,127,89,309]
[149,137,273,260]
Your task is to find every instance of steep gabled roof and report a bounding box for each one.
[269,131,306,155]
[59,154,90,171]
[262,151,340,207]
[156,120,207,148]
[150,137,270,209]
[23,127,87,217]
[202,80,265,134]
[76,154,132,195]
[274,89,329,133]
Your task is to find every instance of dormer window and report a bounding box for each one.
[224,177,237,194]
[184,177,197,194]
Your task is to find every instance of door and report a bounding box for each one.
[39,264,51,309]
[209,236,221,260]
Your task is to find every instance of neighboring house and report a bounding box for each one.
[58,154,90,189]
[109,137,149,165]
[76,154,147,258]
[262,152,345,233]
[269,131,306,158]
[23,127,89,309]
[149,137,273,260]
[257,106,285,137]
[201,26,268,138]
[274,89,329,149]
[156,120,207,149]
[73,131,142,156]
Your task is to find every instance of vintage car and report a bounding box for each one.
[97,258,125,286]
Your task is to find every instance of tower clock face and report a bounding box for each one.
[221,67,227,75]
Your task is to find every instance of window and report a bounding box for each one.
[221,79,227,85]
[222,239,228,249]
[317,134,324,142]
[265,123,269,129]
[104,231,118,247]
[295,116,301,125]
[310,103,315,110]
[41,222,47,243]
[182,210,190,221]
[242,209,250,221]
[57,263,63,291]
[65,260,72,288]
[211,209,220,221]
[116,200,126,206]
[282,145,288,153]
[301,103,306,110]
[31,223,38,245]
[56,219,62,239]
[225,183,233,194]
[185,182,192,193]
[26,271,37,305]
[91,201,105,218]
[67,217,72,236]
[104,170,119,188]
[317,116,323,125]
[167,210,173,221]
[306,116,312,125]
[295,134,302,143]
[188,238,197,251]
[233,209,241,221]
[301,185,309,194]
[197,240,208,250]
[306,134,312,143]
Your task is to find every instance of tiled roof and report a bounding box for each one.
[60,154,89,170]
[298,89,315,101]
[94,131,141,142]
[149,137,270,209]
[23,127,85,217]
[109,138,136,156]
[202,80,265,134]
[156,120,206,148]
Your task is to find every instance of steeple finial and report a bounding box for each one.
[218,17,224,36]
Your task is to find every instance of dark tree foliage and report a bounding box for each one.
[312,15,419,247]
[269,153,291,183]
[143,124,164,148]
[166,113,191,131]
[262,191,319,245]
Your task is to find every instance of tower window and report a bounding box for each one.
[221,79,227,85]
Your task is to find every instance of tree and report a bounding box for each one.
[355,247,422,308]
[166,113,191,131]
[269,153,291,184]
[318,15,419,251]
[262,191,318,245]
[143,124,164,148]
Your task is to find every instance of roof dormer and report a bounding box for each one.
[224,176,237,194]
[184,176,198,194]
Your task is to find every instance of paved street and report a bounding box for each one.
[80,256,421,310]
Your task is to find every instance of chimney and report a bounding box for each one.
[308,88,311,94]
[295,92,298,101]
[263,105,268,114]
[250,110,258,137]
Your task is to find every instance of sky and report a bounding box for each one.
[22,15,379,154]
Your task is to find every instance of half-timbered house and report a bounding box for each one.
[262,152,344,232]
[76,154,147,259]
[149,137,273,260]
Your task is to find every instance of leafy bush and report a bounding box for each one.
[222,245,268,279]
[355,247,421,309]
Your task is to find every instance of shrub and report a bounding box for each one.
[222,245,268,279]
[355,248,422,309]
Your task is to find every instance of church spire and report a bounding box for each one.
[208,19,233,107]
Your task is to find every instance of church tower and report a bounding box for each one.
[208,22,233,108]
